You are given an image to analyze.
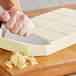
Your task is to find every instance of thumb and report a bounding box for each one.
[0,11,10,22]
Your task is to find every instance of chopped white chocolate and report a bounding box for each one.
[5,51,38,69]
[17,61,28,69]
[5,61,13,69]
[10,51,26,66]
[28,57,38,66]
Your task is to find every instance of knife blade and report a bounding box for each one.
[0,21,49,45]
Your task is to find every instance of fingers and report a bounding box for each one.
[5,15,16,29]
[23,19,34,36]
[11,15,33,36]
[1,11,10,22]
[16,16,27,36]
[17,23,27,36]
[10,15,27,35]
[17,16,34,36]
[10,21,22,34]
[23,28,31,37]
[1,10,34,37]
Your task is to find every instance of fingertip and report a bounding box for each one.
[9,29,15,34]
[5,20,15,29]
[1,11,10,22]
[23,32,31,37]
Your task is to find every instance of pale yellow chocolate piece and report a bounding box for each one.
[5,51,38,69]
[5,61,13,69]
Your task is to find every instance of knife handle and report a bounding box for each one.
[0,21,3,37]
[0,21,6,37]
[0,21,5,28]
[0,21,3,28]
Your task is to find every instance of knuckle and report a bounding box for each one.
[20,15,25,21]
[18,33,23,36]
[14,11,19,14]
[5,24,10,29]
[11,29,17,34]
[25,32,31,37]
[9,30,15,34]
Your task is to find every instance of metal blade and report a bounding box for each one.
[5,31,49,45]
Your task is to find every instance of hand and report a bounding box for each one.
[0,10,34,36]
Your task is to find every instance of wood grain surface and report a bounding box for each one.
[0,4,76,76]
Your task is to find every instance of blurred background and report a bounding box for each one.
[20,0,76,11]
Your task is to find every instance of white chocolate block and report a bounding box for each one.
[47,23,76,34]
[47,33,76,55]
[51,8,76,17]
[31,18,57,28]
[34,28,66,41]
[32,13,68,22]
[0,8,76,56]
[60,17,76,27]
[33,21,76,35]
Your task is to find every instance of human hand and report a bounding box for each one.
[0,10,34,36]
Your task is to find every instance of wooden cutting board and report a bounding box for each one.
[0,44,76,76]
[0,4,76,76]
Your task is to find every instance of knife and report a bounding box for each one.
[0,21,6,37]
